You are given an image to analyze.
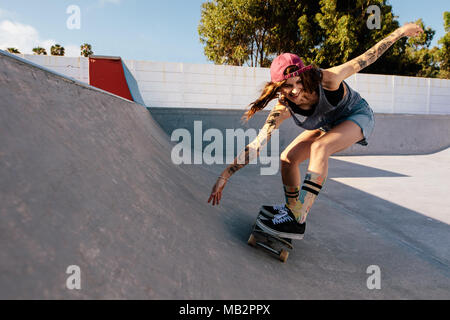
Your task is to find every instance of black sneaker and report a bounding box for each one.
[256,206,305,240]
[259,204,287,219]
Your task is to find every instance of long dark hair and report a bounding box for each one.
[242,64,322,122]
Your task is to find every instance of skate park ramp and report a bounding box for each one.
[1,50,449,299]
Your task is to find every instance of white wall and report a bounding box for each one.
[16,54,90,84]
[124,59,271,109]
[348,72,450,114]
[16,54,450,114]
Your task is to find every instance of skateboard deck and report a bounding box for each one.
[247,213,294,262]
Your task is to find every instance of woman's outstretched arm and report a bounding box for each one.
[225,104,290,177]
[322,23,424,89]
[207,103,291,206]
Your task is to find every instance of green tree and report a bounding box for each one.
[198,0,402,69]
[80,43,93,57]
[436,12,450,79]
[7,48,21,54]
[400,19,439,78]
[50,44,65,56]
[32,47,48,55]
[314,0,402,71]
[198,0,442,77]
[198,0,251,66]
[264,0,321,65]
[199,0,321,67]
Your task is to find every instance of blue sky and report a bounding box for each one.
[0,0,448,63]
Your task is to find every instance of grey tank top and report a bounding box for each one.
[285,80,362,130]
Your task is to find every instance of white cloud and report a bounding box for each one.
[0,19,80,57]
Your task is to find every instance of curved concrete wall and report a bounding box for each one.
[149,108,450,156]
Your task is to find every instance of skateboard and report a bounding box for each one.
[247,213,294,262]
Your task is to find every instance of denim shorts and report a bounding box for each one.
[319,98,375,146]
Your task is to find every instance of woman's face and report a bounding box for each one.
[280,76,317,107]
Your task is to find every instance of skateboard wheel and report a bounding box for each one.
[279,249,289,263]
[247,234,257,247]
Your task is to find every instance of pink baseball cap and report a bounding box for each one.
[270,53,312,82]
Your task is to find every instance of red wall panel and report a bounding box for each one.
[89,57,133,101]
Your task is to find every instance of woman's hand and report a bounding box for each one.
[207,176,228,206]
[278,93,289,107]
[399,23,424,38]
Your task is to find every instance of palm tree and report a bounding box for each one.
[7,48,21,54]
[80,43,93,57]
[32,47,48,55]
[50,44,65,56]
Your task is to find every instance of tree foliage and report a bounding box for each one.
[50,44,65,56]
[81,43,93,57]
[313,0,401,70]
[436,11,450,78]
[32,47,48,55]
[198,0,320,67]
[7,48,21,54]
[198,0,449,78]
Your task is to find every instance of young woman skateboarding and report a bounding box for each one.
[208,23,423,240]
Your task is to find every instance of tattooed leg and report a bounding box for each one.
[284,184,303,217]
[296,171,327,223]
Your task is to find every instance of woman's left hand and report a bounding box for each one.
[399,23,424,38]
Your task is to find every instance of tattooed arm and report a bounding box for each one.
[207,103,291,206]
[322,23,424,90]
[223,104,291,177]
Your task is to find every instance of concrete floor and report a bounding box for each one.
[330,149,450,225]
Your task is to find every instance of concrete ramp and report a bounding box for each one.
[0,51,449,299]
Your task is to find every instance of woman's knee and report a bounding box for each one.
[310,140,331,158]
[280,147,308,166]
[280,154,292,168]
[281,132,324,166]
